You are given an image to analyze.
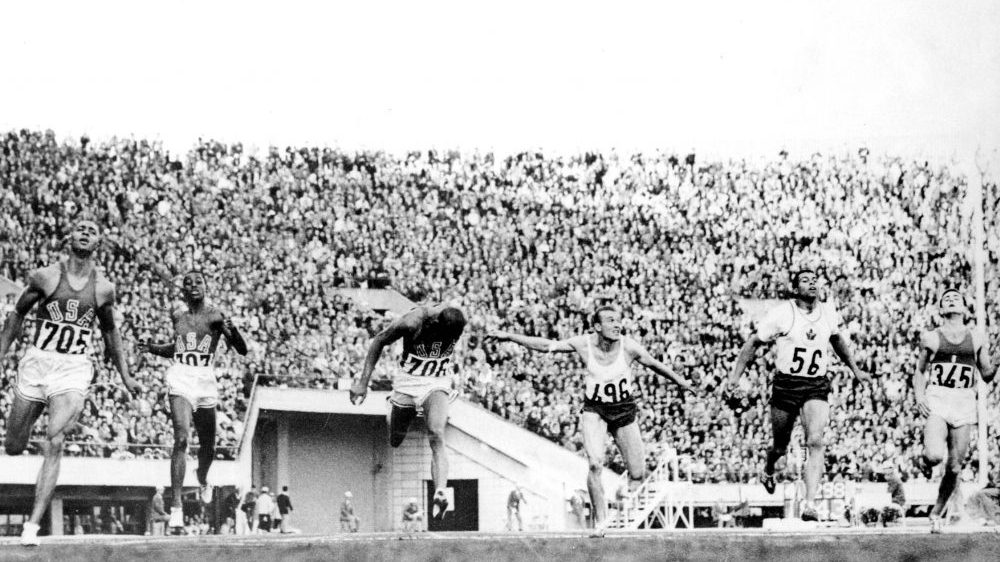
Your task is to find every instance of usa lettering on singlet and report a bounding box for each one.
[173,313,222,368]
[398,339,456,378]
[583,338,634,404]
[757,301,842,378]
[927,329,978,390]
[32,264,98,355]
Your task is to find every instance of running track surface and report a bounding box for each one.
[2,527,999,562]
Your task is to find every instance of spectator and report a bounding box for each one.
[506,486,527,531]
[402,497,424,532]
[150,486,169,536]
[256,486,274,533]
[242,486,258,533]
[341,491,359,532]
[885,464,906,509]
[277,486,294,533]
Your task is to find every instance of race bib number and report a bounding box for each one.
[788,347,825,377]
[401,354,451,377]
[586,377,632,404]
[174,352,213,367]
[930,362,975,389]
[35,320,92,354]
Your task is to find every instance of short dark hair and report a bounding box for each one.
[438,307,467,336]
[790,268,816,289]
[939,289,965,308]
[282,486,289,492]
[591,306,618,327]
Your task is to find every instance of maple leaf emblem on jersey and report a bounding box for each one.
[806,329,816,341]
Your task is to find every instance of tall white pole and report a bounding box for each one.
[970,155,989,488]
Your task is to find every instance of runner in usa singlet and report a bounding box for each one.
[32,263,98,356]
[172,310,224,368]
[396,331,458,382]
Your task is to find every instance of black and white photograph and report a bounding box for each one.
[0,1,998,560]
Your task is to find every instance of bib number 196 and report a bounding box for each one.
[588,379,631,403]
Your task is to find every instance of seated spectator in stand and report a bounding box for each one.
[340,491,359,532]
[402,497,424,532]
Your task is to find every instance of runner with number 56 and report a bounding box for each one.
[727,267,870,522]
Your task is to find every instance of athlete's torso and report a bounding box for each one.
[927,327,978,390]
[172,307,223,368]
[773,302,837,378]
[397,322,459,379]
[32,263,99,355]
[583,336,635,405]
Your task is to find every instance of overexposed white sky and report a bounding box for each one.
[0,0,998,156]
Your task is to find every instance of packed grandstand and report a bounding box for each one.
[1,128,998,484]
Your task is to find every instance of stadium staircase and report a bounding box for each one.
[604,455,695,530]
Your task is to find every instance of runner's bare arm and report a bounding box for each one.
[973,329,995,383]
[357,313,420,389]
[627,339,696,393]
[0,270,48,359]
[486,330,577,353]
[215,311,249,356]
[139,341,175,358]
[96,279,140,396]
[913,330,935,416]
[830,333,870,381]
[727,335,765,390]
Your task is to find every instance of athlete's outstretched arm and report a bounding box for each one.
[830,333,871,382]
[351,314,417,404]
[217,314,249,356]
[0,273,45,359]
[974,329,995,383]
[727,335,765,391]
[913,331,934,417]
[486,330,576,353]
[96,283,141,397]
[138,341,175,359]
[627,339,697,393]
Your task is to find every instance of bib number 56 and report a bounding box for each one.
[790,347,822,376]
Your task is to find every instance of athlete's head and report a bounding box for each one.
[790,268,818,301]
[591,306,622,341]
[938,289,968,318]
[433,306,467,340]
[67,220,101,256]
[181,270,208,303]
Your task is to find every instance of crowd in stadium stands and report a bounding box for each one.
[1,129,998,486]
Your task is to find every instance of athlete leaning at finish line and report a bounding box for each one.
[727,267,871,522]
[351,303,467,522]
[913,289,995,533]
[488,305,700,532]
[0,220,141,547]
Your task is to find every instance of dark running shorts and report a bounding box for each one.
[770,373,831,413]
[582,400,639,431]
